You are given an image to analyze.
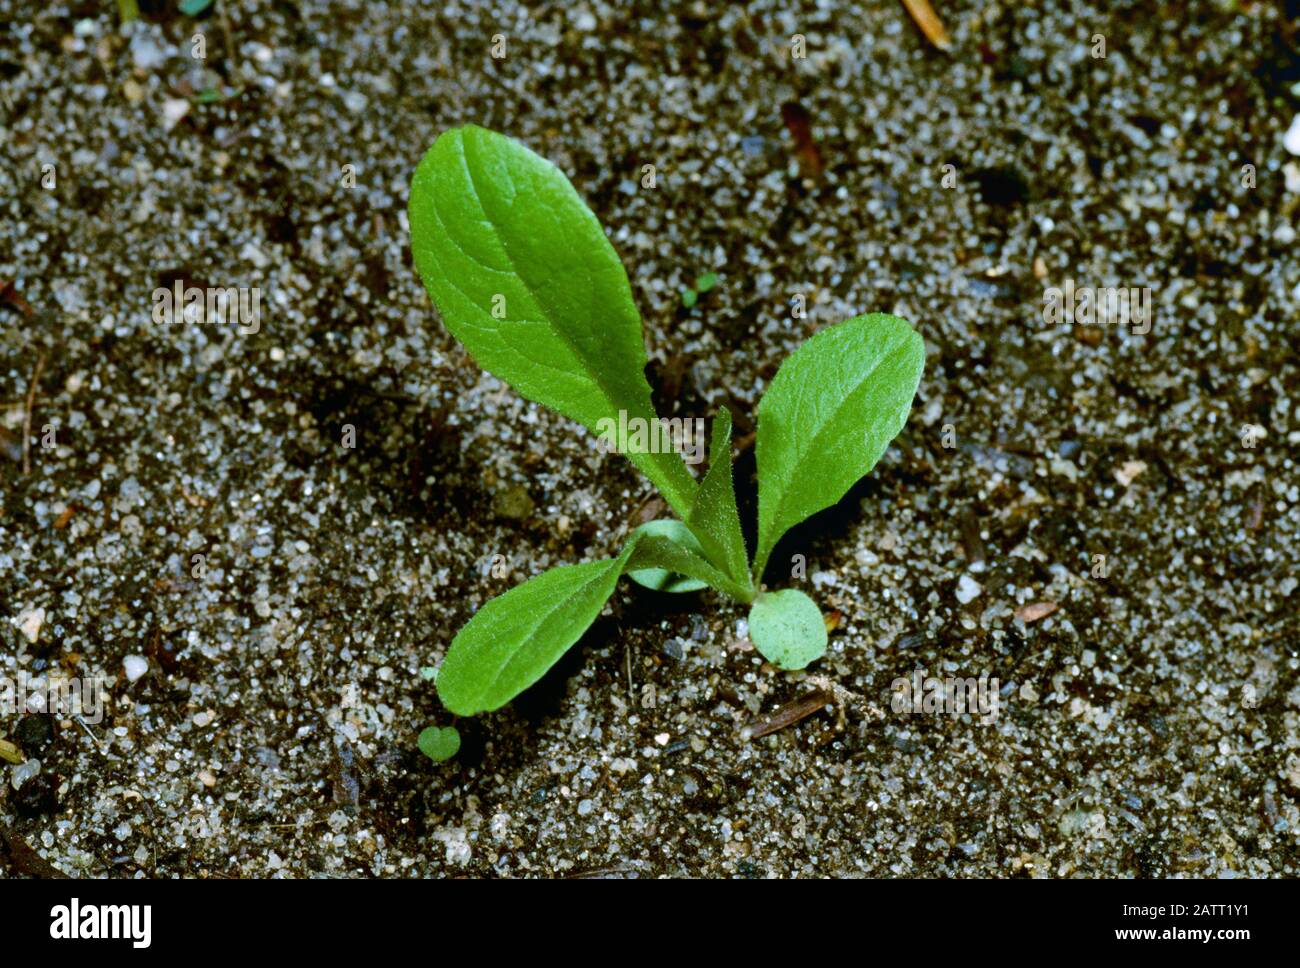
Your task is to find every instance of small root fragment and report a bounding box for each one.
[739,675,884,741]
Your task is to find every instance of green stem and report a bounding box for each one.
[710,567,755,605]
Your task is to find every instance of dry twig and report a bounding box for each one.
[900,0,952,51]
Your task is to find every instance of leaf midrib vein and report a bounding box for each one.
[423,164,598,386]
[473,559,620,707]
[455,131,636,425]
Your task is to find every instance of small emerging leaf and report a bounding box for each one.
[626,524,751,602]
[753,313,924,579]
[748,589,826,670]
[686,408,750,591]
[417,726,461,762]
[626,520,709,593]
[436,542,638,715]
[409,126,697,518]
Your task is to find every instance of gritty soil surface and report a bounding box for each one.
[1,0,1299,878]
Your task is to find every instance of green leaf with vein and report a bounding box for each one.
[686,408,751,590]
[436,542,639,716]
[408,124,697,517]
[753,313,925,580]
[748,589,826,670]
[417,726,461,763]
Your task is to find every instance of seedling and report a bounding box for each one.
[681,271,719,309]
[417,725,460,763]
[408,125,924,718]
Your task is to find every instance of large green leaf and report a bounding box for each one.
[753,313,924,579]
[408,125,697,517]
[686,408,751,590]
[435,543,638,716]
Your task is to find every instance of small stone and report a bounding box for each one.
[1059,808,1096,838]
[1115,460,1147,487]
[1050,457,1079,481]
[1057,439,1083,460]
[1285,115,1300,156]
[955,575,982,604]
[576,799,593,816]
[240,241,271,268]
[10,757,40,790]
[198,770,217,788]
[18,606,45,644]
[123,655,149,683]
[130,31,167,72]
[1285,161,1300,194]
[1015,601,1058,624]
[654,732,670,746]
[492,483,534,521]
[161,98,190,131]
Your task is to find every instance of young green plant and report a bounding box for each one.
[409,125,924,719]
